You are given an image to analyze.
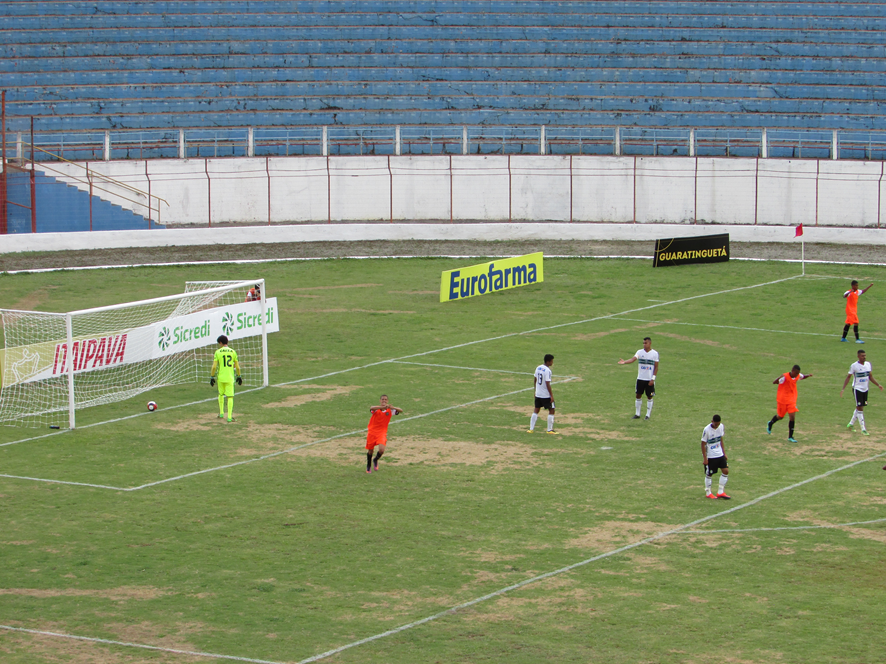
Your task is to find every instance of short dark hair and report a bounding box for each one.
[544,354,554,363]
[643,337,651,342]
[792,364,801,372]
[858,349,866,355]
[851,280,859,286]
[217,335,228,345]
[712,414,721,423]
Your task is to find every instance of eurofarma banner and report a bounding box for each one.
[0,298,279,387]
[440,253,544,302]
[653,234,730,268]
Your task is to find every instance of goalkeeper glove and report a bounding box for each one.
[209,377,216,387]
[236,376,243,386]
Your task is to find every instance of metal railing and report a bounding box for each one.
[4,126,886,163]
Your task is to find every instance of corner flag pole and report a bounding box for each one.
[795,224,805,275]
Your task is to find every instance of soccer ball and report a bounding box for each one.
[147,401,158,412]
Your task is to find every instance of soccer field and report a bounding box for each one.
[1,256,885,664]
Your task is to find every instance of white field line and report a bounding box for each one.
[0,625,285,664]
[0,474,126,491]
[610,316,886,342]
[682,517,886,534]
[391,360,581,379]
[0,387,267,449]
[274,274,802,388]
[294,448,886,664]
[0,379,577,492]
[4,448,883,664]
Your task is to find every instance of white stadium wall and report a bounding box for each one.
[38,155,886,228]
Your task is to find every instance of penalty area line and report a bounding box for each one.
[0,379,577,492]
[275,274,801,388]
[293,448,886,664]
[128,379,578,491]
[0,624,286,664]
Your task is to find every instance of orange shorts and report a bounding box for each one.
[777,401,798,418]
[366,432,387,450]
[845,313,859,325]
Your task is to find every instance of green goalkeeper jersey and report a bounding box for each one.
[214,346,239,383]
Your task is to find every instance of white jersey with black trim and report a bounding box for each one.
[849,361,872,392]
[534,365,553,399]
[702,423,725,459]
[634,349,659,381]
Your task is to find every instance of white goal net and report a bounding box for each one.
[0,279,277,429]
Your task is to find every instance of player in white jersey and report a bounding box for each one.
[529,354,557,434]
[618,337,659,419]
[701,414,730,499]
[840,349,883,435]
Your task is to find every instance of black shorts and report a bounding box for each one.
[534,397,553,410]
[635,379,655,399]
[855,390,869,408]
[705,456,728,477]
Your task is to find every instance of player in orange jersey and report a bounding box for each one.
[841,280,873,344]
[365,394,404,473]
[767,365,813,442]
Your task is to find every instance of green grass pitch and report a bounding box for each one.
[1,256,885,663]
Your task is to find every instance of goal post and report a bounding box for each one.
[0,279,278,429]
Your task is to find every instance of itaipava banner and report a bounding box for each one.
[1,298,279,387]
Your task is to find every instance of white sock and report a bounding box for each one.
[849,410,858,425]
[859,412,866,431]
[635,399,642,416]
[646,399,653,417]
[529,413,538,431]
[718,475,728,494]
[547,414,554,431]
[705,476,712,495]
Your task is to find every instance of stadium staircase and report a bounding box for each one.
[1,0,885,138]
[4,169,156,233]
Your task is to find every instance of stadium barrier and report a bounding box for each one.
[32,155,886,228]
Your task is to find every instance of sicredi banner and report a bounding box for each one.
[653,234,730,267]
[440,253,544,302]
[1,298,279,387]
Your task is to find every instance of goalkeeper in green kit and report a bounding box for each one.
[210,335,242,422]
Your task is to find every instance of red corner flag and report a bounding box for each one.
[795,224,804,237]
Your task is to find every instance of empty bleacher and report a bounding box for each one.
[1,1,885,143]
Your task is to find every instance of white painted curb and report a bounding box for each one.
[0,223,883,254]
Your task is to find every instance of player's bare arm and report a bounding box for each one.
[546,381,554,404]
[618,357,637,365]
[650,361,659,385]
[862,282,874,294]
[840,373,853,395]
[870,373,884,391]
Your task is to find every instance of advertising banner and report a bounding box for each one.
[440,253,544,303]
[1,298,278,387]
[653,234,730,267]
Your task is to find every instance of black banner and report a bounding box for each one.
[653,233,730,267]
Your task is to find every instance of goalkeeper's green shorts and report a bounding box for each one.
[217,381,234,397]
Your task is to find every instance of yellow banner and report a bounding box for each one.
[440,252,544,302]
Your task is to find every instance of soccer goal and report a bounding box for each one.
[0,279,279,429]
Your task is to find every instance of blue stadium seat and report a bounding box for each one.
[1,0,884,140]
